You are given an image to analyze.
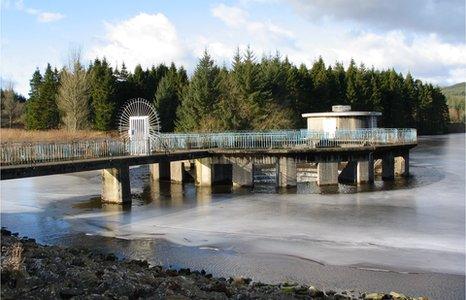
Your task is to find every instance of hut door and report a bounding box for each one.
[129,116,150,155]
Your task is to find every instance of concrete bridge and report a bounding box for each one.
[0,129,416,204]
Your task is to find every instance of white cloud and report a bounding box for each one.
[211,4,294,40]
[37,12,65,23]
[88,13,189,70]
[205,2,464,86]
[191,37,245,66]
[211,4,248,27]
[284,30,466,86]
[9,0,65,23]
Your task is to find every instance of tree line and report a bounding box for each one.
[3,48,449,134]
[441,82,465,123]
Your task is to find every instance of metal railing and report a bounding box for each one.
[1,128,416,165]
[0,139,127,166]
[154,128,417,150]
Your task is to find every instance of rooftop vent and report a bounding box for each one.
[332,105,351,112]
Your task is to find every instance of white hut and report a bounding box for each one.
[301,105,381,135]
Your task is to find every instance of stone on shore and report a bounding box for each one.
[0,228,428,300]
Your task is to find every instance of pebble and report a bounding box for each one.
[0,230,428,300]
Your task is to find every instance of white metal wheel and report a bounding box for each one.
[118,98,161,154]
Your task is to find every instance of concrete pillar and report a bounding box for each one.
[212,164,232,184]
[368,155,375,183]
[159,162,171,180]
[277,157,297,187]
[149,162,171,182]
[382,153,395,180]
[149,163,159,182]
[195,158,212,186]
[232,158,253,187]
[170,161,183,183]
[101,166,131,204]
[317,162,339,186]
[403,153,409,177]
[395,153,409,177]
[339,161,357,183]
[374,159,382,175]
[356,160,375,183]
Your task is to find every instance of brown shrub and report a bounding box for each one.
[3,242,24,273]
[0,129,118,143]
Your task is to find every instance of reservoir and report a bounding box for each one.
[1,133,465,299]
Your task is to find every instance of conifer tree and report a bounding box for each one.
[403,73,417,128]
[25,69,43,129]
[147,64,169,99]
[332,62,347,105]
[370,75,382,113]
[310,57,332,111]
[89,58,116,130]
[114,62,133,112]
[155,67,185,132]
[294,64,313,115]
[232,47,267,107]
[41,65,60,129]
[175,50,221,132]
[215,68,240,130]
[24,64,60,129]
[345,59,359,109]
[131,64,147,98]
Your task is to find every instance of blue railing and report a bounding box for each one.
[1,128,417,165]
[154,128,417,151]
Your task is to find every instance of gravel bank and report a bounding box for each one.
[0,229,430,300]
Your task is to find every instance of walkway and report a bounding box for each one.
[1,128,416,166]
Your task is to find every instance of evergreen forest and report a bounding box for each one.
[7,49,451,134]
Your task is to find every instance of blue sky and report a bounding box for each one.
[1,0,465,96]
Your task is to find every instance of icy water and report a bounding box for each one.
[1,134,465,299]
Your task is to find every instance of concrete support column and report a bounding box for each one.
[212,164,232,184]
[317,162,339,186]
[356,161,368,183]
[356,159,375,184]
[101,166,131,204]
[232,158,253,187]
[382,153,395,180]
[277,157,297,187]
[395,153,409,177]
[149,163,160,182]
[170,161,184,183]
[149,162,171,182]
[368,155,375,183]
[195,158,212,186]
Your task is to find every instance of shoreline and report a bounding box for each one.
[2,229,463,299]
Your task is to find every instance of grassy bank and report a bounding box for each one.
[0,129,117,143]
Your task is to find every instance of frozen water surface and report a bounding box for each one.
[1,134,465,298]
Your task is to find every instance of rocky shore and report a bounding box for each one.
[1,229,427,300]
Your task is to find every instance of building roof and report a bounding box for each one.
[301,111,382,118]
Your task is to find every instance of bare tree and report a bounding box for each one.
[2,82,23,128]
[57,49,90,131]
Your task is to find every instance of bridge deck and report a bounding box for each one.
[0,150,210,180]
[0,143,416,180]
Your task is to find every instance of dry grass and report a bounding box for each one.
[3,242,24,273]
[0,129,118,143]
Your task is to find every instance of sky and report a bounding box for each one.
[1,0,465,96]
